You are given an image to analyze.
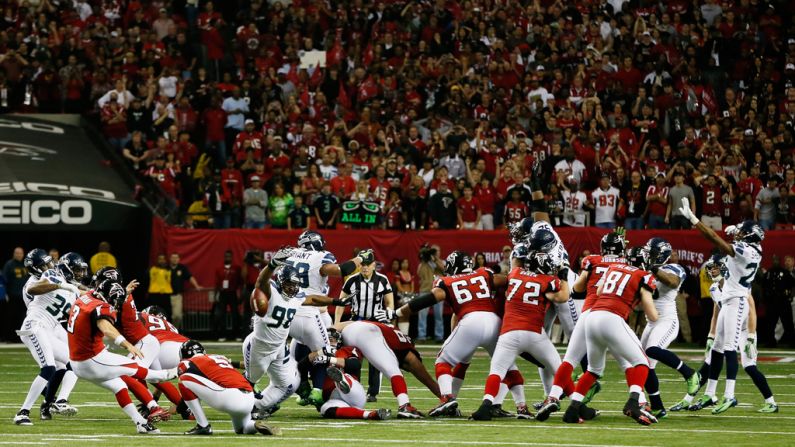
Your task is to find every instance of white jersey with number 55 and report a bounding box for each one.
[21,268,77,327]
[720,242,762,301]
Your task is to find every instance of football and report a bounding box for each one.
[251,288,268,317]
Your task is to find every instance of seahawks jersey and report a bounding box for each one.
[653,263,686,316]
[721,242,762,301]
[285,248,337,316]
[252,280,305,356]
[530,221,570,268]
[21,268,76,326]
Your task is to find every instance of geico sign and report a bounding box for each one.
[0,200,91,224]
[0,182,116,200]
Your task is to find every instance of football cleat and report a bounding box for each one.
[669,398,690,412]
[651,408,667,420]
[14,409,33,426]
[515,404,534,420]
[51,400,78,416]
[185,424,213,435]
[136,422,161,434]
[255,420,282,436]
[397,403,424,419]
[429,395,458,417]
[562,403,583,424]
[367,394,378,403]
[368,408,392,420]
[623,398,652,426]
[137,403,150,420]
[307,388,324,408]
[490,404,515,418]
[40,402,52,420]
[579,404,600,421]
[326,367,349,393]
[147,406,171,423]
[711,397,738,414]
[531,401,544,411]
[582,381,602,405]
[296,380,312,400]
[535,397,561,422]
[688,395,717,411]
[686,371,702,396]
[469,403,493,421]
[758,403,779,413]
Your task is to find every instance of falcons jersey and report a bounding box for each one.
[591,264,656,320]
[501,268,561,334]
[21,268,77,326]
[322,346,362,401]
[581,254,627,311]
[252,281,304,356]
[720,242,762,301]
[116,294,150,345]
[140,311,188,344]
[362,321,419,360]
[433,267,497,318]
[653,264,686,316]
[67,292,116,361]
[285,247,337,316]
[179,354,252,391]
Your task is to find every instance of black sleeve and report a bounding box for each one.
[343,357,362,377]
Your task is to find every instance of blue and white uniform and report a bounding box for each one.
[641,263,687,368]
[708,283,755,367]
[18,269,77,369]
[286,248,336,352]
[711,241,760,353]
[243,280,302,409]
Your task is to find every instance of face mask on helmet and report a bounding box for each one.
[644,238,672,265]
[627,247,649,270]
[705,256,728,282]
[277,266,302,298]
[58,252,88,282]
[444,251,473,275]
[528,252,556,275]
[24,248,53,278]
[96,280,126,305]
[180,340,206,359]
[600,232,626,256]
[736,220,764,244]
[92,266,123,288]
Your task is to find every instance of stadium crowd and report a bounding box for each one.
[1,0,795,230]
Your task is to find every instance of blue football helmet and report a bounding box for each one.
[24,248,53,278]
[508,217,534,244]
[735,220,764,244]
[528,228,557,253]
[444,251,474,275]
[627,247,650,270]
[644,237,672,266]
[298,230,326,251]
[275,265,302,298]
[58,252,87,282]
[511,243,532,264]
[704,255,729,282]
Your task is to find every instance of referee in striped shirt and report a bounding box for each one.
[335,251,394,402]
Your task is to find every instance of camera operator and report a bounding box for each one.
[417,244,445,341]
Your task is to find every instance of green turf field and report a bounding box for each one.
[1,343,793,446]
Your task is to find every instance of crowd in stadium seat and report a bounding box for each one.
[2,0,795,230]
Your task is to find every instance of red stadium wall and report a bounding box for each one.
[150,218,795,291]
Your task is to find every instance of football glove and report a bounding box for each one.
[679,198,699,225]
[59,283,81,296]
[321,345,337,357]
[358,249,375,265]
[312,354,330,366]
[705,336,714,358]
[374,308,396,323]
[745,333,757,360]
[724,225,738,236]
[269,247,295,269]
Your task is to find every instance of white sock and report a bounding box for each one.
[765,396,776,404]
[184,399,209,427]
[724,380,736,399]
[437,374,453,396]
[146,400,158,409]
[22,376,49,411]
[396,393,409,406]
[397,321,409,334]
[145,369,169,382]
[570,392,584,402]
[549,384,564,400]
[57,371,78,401]
[635,389,646,403]
[509,384,526,406]
[122,403,147,424]
[362,410,372,419]
[683,394,695,404]
[451,377,464,397]
[705,379,718,397]
[493,383,509,405]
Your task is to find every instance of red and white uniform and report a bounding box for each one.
[178,354,262,434]
[319,347,369,417]
[141,311,188,370]
[67,293,171,428]
[340,321,416,406]
[585,264,656,376]
[116,295,161,369]
[482,269,562,400]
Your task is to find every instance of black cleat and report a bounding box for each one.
[535,397,560,422]
[490,404,515,418]
[623,398,652,426]
[470,403,493,421]
[563,402,584,424]
[14,409,33,426]
[40,402,52,420]
[185,424,213,435]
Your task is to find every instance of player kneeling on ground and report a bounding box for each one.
[178,340,281,436]
[297,328,391,420]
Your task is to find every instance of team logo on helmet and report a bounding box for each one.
[627,247,650,270]
[276,265,302,298]
[528,228,557,253]
[444,251,474,275]
[644,237,672,266]
[180,340,206,359]
[297,230,326,251]
[601,232,627,256]
[24,248,53,278]
[58,252,87,282]
[736,220,764,244]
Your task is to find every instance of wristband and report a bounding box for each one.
[114,335,127,346]
[332,299,347,306]
[339,260,358,276]
[396,307,405,318]
[268,259,278,270]
[688,214,700,225]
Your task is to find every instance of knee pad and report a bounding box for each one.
[39,365,56,381]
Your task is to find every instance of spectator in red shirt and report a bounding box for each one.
[697,174,725,230]
[645,172,669,229]
[330,163,357,199]
[202,95,227,163]
[213,250,242,342]
[101,98,129,150]
[503,189,530,226]
[457,185,482,230]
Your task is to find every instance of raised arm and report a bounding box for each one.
[319,249,373,277]
[677,197,734,256]
[395,287,446,318]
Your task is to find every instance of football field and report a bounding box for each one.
[2,343,794,447]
